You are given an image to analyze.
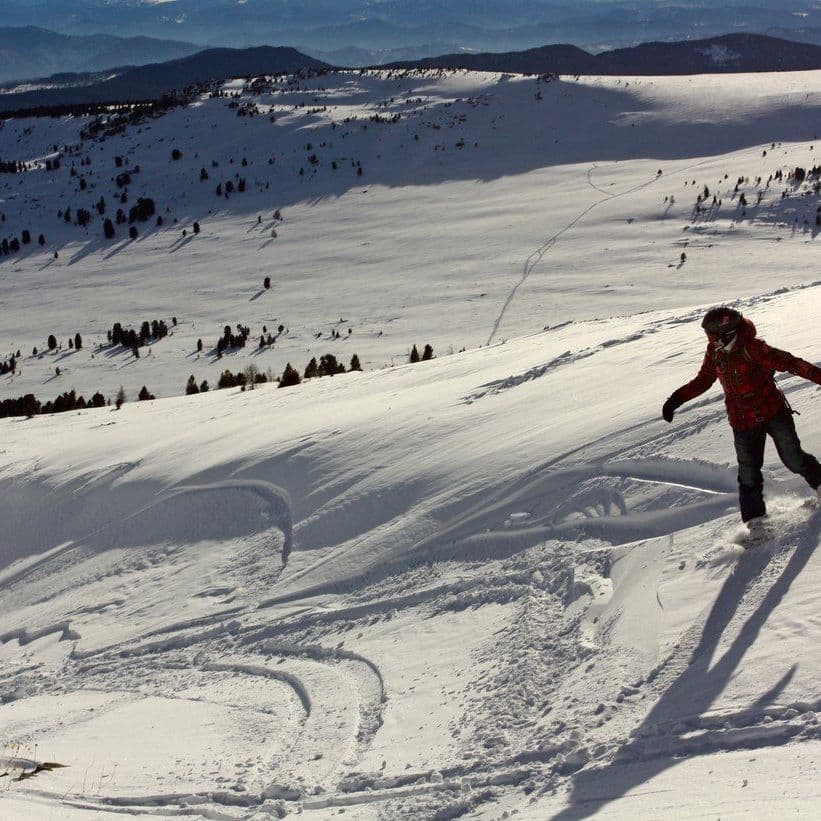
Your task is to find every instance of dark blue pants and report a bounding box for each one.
[734,407,821,522]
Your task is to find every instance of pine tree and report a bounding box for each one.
[422,344,433,361]
[279,363,301,388]
[186,375,199,395]
[304,357,318,379]
[74,332,82,350]
[47,334,57,351]
[350,354,361,371]
[410,344,420,363]
[115,386,126,410]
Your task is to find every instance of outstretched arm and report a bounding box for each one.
[662,349,716,422]
[751,339,821,386]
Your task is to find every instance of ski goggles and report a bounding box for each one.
[705,328,737,346]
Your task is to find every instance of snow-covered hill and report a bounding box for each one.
[1,68,820,819]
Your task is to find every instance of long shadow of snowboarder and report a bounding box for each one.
[550,510,821,820]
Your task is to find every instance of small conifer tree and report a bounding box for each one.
[115,385,126,410]
[279,363,301,388]
[410,344,420,363]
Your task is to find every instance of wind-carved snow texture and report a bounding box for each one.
[0,442,775,817]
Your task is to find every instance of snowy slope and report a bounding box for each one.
[1,68,821,820]
[1,70,819,403]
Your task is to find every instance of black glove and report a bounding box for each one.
[662,394,681,423]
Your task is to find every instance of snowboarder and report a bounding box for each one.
[662,306,821,532]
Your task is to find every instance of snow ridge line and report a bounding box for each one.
[476,278,821,403]
[259,458,738,607]
[0,620,79,646]
[169,480,293,563]
[202,660,312,715]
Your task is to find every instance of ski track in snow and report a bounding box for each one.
[485,153,724,347]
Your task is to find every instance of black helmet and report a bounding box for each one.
[701,307,742,341]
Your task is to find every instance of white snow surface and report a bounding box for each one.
[1,69,821,819]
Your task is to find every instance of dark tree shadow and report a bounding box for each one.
[168,235,195,253]
[550,510,821,820]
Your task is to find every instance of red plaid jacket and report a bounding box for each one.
[674,318,821,431]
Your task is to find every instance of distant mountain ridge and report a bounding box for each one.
[4,0,821,58]
[0,47,332,114]
[386,34,821,75]
[3,33,821,116]
[0,26,201,85]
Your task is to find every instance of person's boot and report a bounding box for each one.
[745,516,771,545]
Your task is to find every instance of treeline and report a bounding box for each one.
[184,352,363,398]
[0,389,107,419]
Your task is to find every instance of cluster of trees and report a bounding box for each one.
[257,323,285,348]
[215,178,247,197]
[0,159,33,173]
[304,353,360,379]
[43,332,82,352]
[186,375,211,394]
[409,344,434,363]
[186,367,268,393]
[1,231,45,257]
[0,353,18,375]
[792,165,820,184]
[0,388,107,419]
[216,369,256,389]
[184,352,363,400]
[77,98,183,142]
[109,318,172,349]
[216,324,251,355]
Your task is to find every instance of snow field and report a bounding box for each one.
[1,70,819,403]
